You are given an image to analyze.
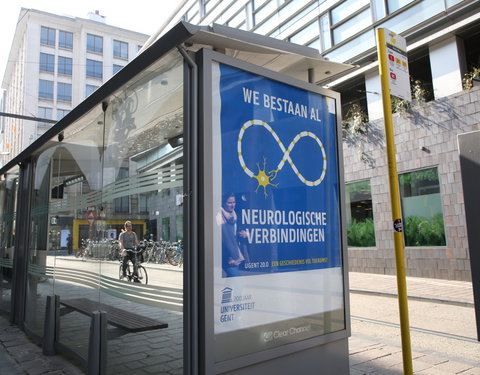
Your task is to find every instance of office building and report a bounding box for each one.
[1,8,149,165]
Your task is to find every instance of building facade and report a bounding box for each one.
[156,0,480,281]
[1,8,149,166]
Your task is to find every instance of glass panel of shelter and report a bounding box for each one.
[25,49,185,373]
[100,50,184,374]
[0,168,19,313]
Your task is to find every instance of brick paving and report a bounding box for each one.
[0,271,478,374]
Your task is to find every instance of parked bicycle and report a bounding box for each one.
[119,247,148,284]
[167,240,183,267]
[107,240,121,261]
[75,239,93,261]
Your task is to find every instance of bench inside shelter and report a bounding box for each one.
[59,297,168,333]
[43,295,169,373]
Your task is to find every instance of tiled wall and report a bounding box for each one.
[343,86,480,281]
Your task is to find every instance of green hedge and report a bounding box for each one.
[347,215,446,247]
[347,218,375,247]
[404,214,445,246]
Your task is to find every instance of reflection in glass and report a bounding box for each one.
[0,169,19,313]
[26,48,185,372]
[345,180,375,247]
[399,167,446,246]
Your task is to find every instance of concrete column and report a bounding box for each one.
[365,70,383,121]
[429,36,465,99]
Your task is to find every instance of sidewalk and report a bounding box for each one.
[348,272,479,375]
[0,316,83,374]
[349,271,475,306]
[0,272,477,374]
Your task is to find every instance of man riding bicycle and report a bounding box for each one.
[119,220,139,281]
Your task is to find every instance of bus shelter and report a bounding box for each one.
[0,22,351,374]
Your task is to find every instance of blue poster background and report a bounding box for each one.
[219,64,342,277]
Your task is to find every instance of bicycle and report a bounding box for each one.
[107,240,121,261]
[75,239,92,261]
[119,247,148,284]
[167,241,183,267]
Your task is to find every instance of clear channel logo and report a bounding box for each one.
[262,324,312,342]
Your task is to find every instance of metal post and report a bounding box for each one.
[87,311,107,375]
[376,27,413,375]
[42,295,58,355]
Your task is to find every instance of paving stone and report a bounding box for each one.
[432,360,476,374]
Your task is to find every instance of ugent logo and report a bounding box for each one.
[237,120,327,197]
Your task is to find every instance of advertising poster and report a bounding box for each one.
[211,62,345,362]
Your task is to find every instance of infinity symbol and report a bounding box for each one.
[237,120,327,187]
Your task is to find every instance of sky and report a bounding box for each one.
[0,1,184,80]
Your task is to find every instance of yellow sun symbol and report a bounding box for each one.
[253,157,279,197]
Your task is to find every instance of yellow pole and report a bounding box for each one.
[376,28,413,375]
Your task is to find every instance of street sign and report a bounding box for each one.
[384,29,411,101]
[86,210,95,226]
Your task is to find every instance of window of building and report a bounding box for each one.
[162,217,171,241]
[332,8,371,45]
[37,107,53,127]
[307,38,320,51]
[461,25,480,77]
[86,59,103,79]
[319,13,332,51]
[57,82,72,102]
[345,180,375,247]
[399,167,446,246]
[227,9,247,29]
[138,193,149,213]
[87,34,103,54]
[58,56,72,75]
[39,79,54,100]
[204,0,222,14]
[113,40,128,59]
[57,109,69,121]
[176,214,183,241]
[40,53,55,73]
[289,20,319,46]
[371,0,387,20]
[115,168,130,213]
[85,84,99,97]
[277,2,317,36]
[331,0,369,25]
[262,0,311,37]
[407,48,434,102]
[59,30,73,49]
[387,0,415,13]
[40,26,55,46]
[113,64,124,75]
[184,2,200,23]
[253,0,278,26]
[339,77,367,119]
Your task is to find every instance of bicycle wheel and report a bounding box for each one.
[168,251,180,266]
[136,266,148,284]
